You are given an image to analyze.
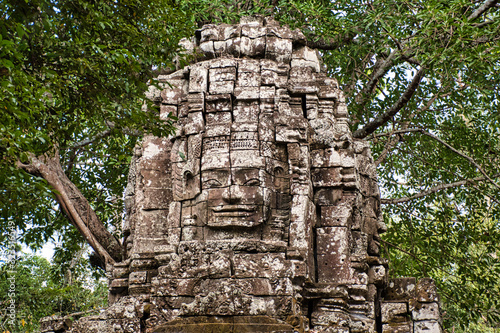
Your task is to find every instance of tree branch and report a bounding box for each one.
[419,130,500,190]
[16,151,123,265]
[303,31,357,50]
[371,127,500,190]
[379,238,460,278]
[374,123,410,166]
[71,128,114,150]
[468,0,499,21]
[368,128,425,140]
[381,173,500,204]
[70,123,142,150]
[354,50,398,106]
[353,68,425,139]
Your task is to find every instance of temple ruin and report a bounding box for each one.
[41,16,442,333]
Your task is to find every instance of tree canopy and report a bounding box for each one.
[1,0,499,330]
[0,252,107,333]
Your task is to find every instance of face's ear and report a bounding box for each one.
[181,159,201,200]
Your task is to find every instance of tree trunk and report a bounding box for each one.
[17,150,123,265]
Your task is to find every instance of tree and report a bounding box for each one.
[0,253,107,332]
[0,0,187,265]
[1,0,499,330]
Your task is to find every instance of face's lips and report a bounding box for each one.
[211,205,257,216]
[211,211,253,217]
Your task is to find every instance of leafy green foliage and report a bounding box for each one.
[0,253,107,332]
[383,200,500,330]
[0,0,189,254]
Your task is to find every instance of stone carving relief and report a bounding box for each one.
[40,16,442,333]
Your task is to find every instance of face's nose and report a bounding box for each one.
[222,185,239,204]
[221,185,242,204]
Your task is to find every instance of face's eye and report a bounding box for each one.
[203,179,223,188]
[244,178,261,186]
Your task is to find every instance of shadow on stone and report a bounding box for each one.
[153,315,295,333]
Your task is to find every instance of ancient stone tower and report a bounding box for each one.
[41,16,442,333]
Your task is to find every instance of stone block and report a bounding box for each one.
[209,66,236,81]
[412,303,440,321]
[233,87,260,100]
[238,70,261,87]
[368,264,387,286]
[384,278,417,301]
[199,24,220,42]
[189,64,209,92]
[416,278,440,303]
[160,104,177,119]
[142,136,171,160]
[261,69,278,86]
[184,111,204,135]
[140,168,171,188]
[161,86,184,105]
[241,24,266,38]
[151,277,200,297]
[137,210,170,237]
[209,250,233,278]
[110,278,129,288]
[182,226,203,241]
[141,189,172,210]
[382,323,413,333]
[266,37,292,63]
[414,320,442,333]
[319,202,353,227]
[209,80,234,94]
[311,148,342,167]
[213,40,227,55]
[233,253,292,278]
[223,25,241,40]
[316,227,351,282]
[314,188,343,206]
[289,66,315,83]
[205,94,232,113]
[129,271,148,284]
[201,152,230,170]
[240,36,266,57]
[226,37,241,56]
[336,102,348,117]
[230,150,265,168]
[381,302,409,323]
[210,58,238,69]
[276,124,307,143]
[199,41,215,58]
[312,167,342,187]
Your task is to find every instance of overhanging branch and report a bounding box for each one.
[71,129,114,150]
[353,68,425,139]
[16,151,123,265]
[354,50,398,107]
[419,130,500,190]
[371,127,500,190]
[468,0,499,21]
[303,31,357,50]
[70,123,142,150]
[381,173,500,204]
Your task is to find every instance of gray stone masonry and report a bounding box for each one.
[40,16,442,333]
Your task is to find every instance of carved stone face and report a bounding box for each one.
[170,90,293,240]
[201,167,272,227]
[181,134,291,239]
